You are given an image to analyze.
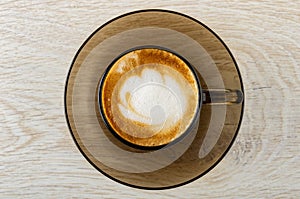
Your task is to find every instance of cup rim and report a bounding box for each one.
[97,45,203,150]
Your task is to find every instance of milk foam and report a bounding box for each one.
[102,48,199,145]
[116,66,189,135]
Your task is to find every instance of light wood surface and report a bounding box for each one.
[1,0,299,198]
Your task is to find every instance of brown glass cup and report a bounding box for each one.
[98,45,243,150]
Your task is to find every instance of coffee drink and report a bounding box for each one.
[100,47,200,148]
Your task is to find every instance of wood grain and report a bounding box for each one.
[0,0,299,198]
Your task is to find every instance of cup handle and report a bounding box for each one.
[202,89,244,105]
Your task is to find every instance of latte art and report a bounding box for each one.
[116,67,186,138]
[100,48,200,147]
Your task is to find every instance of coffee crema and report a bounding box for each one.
[100,48,200,147]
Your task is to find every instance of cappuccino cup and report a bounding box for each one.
[98,46,242,149]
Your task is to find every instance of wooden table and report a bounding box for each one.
[1,1,299,198]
